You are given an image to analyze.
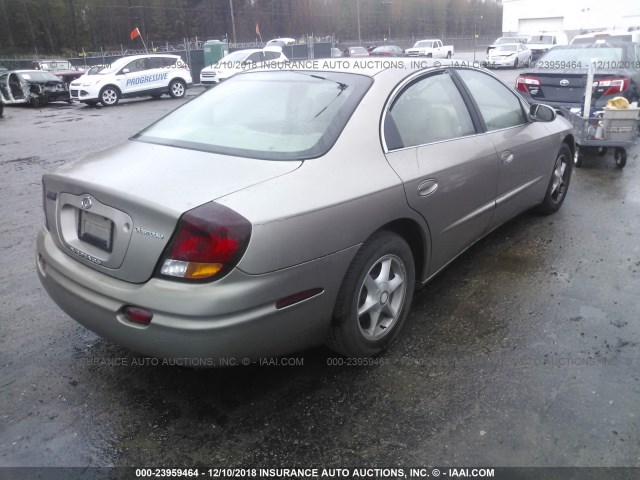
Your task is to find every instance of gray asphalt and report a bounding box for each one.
[1,71,639,471]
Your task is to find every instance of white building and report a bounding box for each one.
[502,0,640,39]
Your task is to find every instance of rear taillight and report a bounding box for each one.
[592,77,629,96]
[516,75,540,93]
[42,180,49,230]
[157,202,251,282]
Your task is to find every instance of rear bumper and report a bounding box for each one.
[37,229,358,362]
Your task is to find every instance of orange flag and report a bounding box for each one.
[255,23,260,36]
[130,27,141,40]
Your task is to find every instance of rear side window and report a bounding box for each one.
[456,69,527,131]
[385,71,475,149]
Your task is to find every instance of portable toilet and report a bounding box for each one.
[203,40,229,68]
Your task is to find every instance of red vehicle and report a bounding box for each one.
[369,46,405,57]
[32,60,84,85]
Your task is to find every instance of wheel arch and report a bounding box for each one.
[100,84,122,96]
[562,133,575,158]
[373,218,429,284]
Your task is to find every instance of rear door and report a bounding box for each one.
[383,69,499,275]
[455,68,554,228]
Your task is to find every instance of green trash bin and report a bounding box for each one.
[203,40,229,68]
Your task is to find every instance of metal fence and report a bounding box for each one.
[1,35,497,82]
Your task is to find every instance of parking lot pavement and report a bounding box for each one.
[0,87,639,469]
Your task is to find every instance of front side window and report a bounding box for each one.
[123,58,147,73]
[456,69,527,131]
[385,71,475,150]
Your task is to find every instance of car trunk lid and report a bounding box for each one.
[43,141,301,283]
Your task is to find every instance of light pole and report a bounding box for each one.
[229,0,237,44]
[382,1,392,43]
[357,0,362,45]
[474,14,483,61]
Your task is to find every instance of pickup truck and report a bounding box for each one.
[404,39,454,58]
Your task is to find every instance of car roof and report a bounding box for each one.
[250,58,471,82]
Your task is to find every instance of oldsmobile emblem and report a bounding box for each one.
[81,196,93,209]
[560,79,570,87]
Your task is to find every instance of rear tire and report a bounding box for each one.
[574,148,583,168]
[537,143,573,214]
[326,231,415,357]
[615,148,627,168]
[168,79,186,99]
[513,58,519,68]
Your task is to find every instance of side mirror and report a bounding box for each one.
[529,103,556,122]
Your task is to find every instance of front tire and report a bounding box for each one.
[537,143,573,214]
[513,58,519,68]
[168,79,186,99]
[99,86,120,106]
[326,231,415,357]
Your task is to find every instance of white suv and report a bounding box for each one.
[70,54,192,106]
[200,47,288,87]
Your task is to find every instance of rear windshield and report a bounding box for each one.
[134,71,372,161]
[495,38,516,45]
[494,45,517,52]
[18,71,61,82]
[538,46,625,63]
[572,34,633,44]
[529,36,554,44]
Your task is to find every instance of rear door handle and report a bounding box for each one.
[418,179,438,196]
[501,150,514,165]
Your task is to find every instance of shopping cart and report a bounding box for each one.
[558,106,640,169]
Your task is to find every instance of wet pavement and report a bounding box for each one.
[1,81,639,471]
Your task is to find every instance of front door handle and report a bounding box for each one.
[501,150,514,165]
[418,179,438,196]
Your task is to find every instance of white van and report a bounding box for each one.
[527,31,569,60]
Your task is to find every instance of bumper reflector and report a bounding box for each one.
[276,288,324,309]
[122,306,153,325]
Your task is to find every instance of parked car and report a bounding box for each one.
[69,54,192,106]
[85,65,107,75]
[487,35,529,54]
[0,70,71,107]
[200,47,288,87]
[487,43,532,68]
[405,39,454,58]
[32,59,84,85]
[571,28,640,45]
[331,47,343,58]
[370,46,405,57]
[342,46,370,57]
[37,63,574,362]
[516,41,640,109]
[266,37,296,47]
[527,31,569,60]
